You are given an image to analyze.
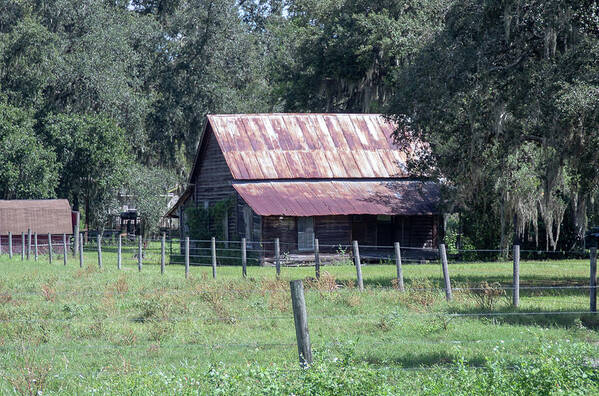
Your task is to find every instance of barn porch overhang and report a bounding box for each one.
[233,180,440,217]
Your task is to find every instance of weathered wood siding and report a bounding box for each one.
[193,126,235,204]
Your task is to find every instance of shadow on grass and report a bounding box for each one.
[361,275,592,295]
[444,305,599,330]
[361,350,487,369]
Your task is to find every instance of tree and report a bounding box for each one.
[0,103,59,199]
[123,164,177,237]
[143,0,273,173]
[42,113,132,232]
[389,0,599,250]
[270,0,451,112]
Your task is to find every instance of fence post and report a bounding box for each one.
[27,228,31,260]
[48,233,53,264]
[513,244,520,307]
[8,232,12,259]
[137,235,142,272]
[34,233,38,261]
[73,212,80,257]
[591,247,597,312]
[79,233,84,268]
[275,238,281,278]
[242,237,247,278]
[117,234,122,270]
[185,237,190,279]
[21,232,25,261]
[161,233,166,275]
[62,234,67,266]
[439,243,452,301]
[352,241,364,292]
[97,234,102,269]
[314,238,320,280]
[290,280,312,367]
[394,242,405,291]
[211,236,217,279]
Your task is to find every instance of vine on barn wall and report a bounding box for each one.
[185,197,235,240]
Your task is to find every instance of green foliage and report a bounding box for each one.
[0,102,59,199]
[185,197,235,241]
[271,0,451,112]
[390,0,599,250]
[42,113,132,230]
[124,164,177,236]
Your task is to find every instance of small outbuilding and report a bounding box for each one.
[167,113,442,257]
[0,199,74,253]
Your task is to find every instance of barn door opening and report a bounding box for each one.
[298,217,314,251]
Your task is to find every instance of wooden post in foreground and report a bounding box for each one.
[79,234,84,268]
[34,233,38,261]
[591,247,597,312]
[513,244,520,307]
[394,242,405,291]
[290,280,312,367]
[439,243,452,301]
[48,233,53,264]
[161,233,166,274]
[8,232,12,259]
[275,238,281,278]
[27,229,31,260]
[314,238,321,280]
[352,241,364,292]
[97,234,102,269]
[185,237,190,279]
[211,237,217,279]
[241,238,247,278]
[73,212,80,257]
[21,232,25,260]
[117,234,122,270]
[137,236,142,272]
[62,234,67,266]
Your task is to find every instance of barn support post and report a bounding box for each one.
[97,234,102,269]
[185,237,190,279]
[275,238,281,278]
[73,212,80,257]
[352,241,364,292]
[211,237,217,279]
[27,229,31,260]
[290,280,312,367]
[8,232,12,259]
[79,233,84,268]
[0,235,2,255]
[48,233,54,264]
[117,234,122,270]
[62,234,67,266]
[21,232,24,261]
[591,247,597,312]
[513,244,520,307]
[137,236,142,272]
[161,233,166,275]
[242,238,247,278]
[314,238,321,280]
[394,242,405,292]
[34,233,38,261]
[439,243,452,301]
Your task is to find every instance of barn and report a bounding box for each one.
[167,113,442,256]
[0,199,75,253]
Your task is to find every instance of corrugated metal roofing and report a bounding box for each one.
[207,114,411,180]
[233,181,440,217]
[0,200,73,234]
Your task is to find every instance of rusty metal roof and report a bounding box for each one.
[233,181,440,216]
[0,199,73,235]
[207,114,411,180]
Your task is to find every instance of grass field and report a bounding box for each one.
[1,248,598,394]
